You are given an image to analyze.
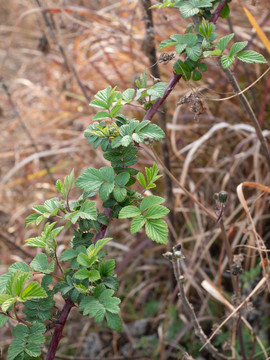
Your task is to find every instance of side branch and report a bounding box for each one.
[143,0,230,121]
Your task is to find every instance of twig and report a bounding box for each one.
[169,247,228,360]
[34,0,91,103]
[219,62,270,169]
[143,0,230,121]
[0,232,33,259]
[140,0,175,247]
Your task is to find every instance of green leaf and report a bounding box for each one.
[99,259,115,277]
[7,339,25,360]
[130,215,146,233]
[145,219,168,244]
[75,168,104,192]
[145,205,170,219]
[25,236,46,248]
[103,276,119,291]
[236,50,267,64]
[79,296,103,317]
[59,249,78,261]
[90,99,109,110]
[192,69,202,81]
[105,312,122,331]
[30,322,46,334]
[30,253,55,274]
[122,88,135,102]
[9,262,30,273]
[158,39,177,50]
[93,111,111,121]
[99,167,115,182]
[119,206,141,218]
[139,124,165,141]
[137,172,147,188]
[115,172,130,187]
[2,297,17,313]
[121,135,132,147]
[87,238,112,258]
[220,3,230,18]
[186,46,201,61]
[140,195,165,211]
[103,297,120,313]
[89,270,101,282]
[217,33,234,52]
[25,213,41,228]
[12,324,29,338]
[229,41,248,56]
[77,253,92,267]
[99,182,114,201]
[0,314,8,328]
[20,282,47,301]
[221,55,235,69]
[132,132,144,143]
[197,62,207,72]
[203,49,222,57]
[24,343,41,357]
[75,268,91,280]
[113,186,127,202]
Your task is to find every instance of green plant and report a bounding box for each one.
[1,1,269,359]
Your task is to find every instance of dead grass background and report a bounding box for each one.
[0,0,270,359]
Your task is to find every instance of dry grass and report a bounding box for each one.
[0,1,270,359]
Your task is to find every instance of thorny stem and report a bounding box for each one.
[220,62,270,169]
[171,248,228,360]
[45,298,75,360]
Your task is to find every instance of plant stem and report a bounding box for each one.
[45,298,75,360]
[140,0,175,247]
[219,62,270,169]
[143,0,230,122]
[170,248,228,360]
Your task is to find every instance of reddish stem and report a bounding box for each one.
[143,0,230,122]
[45,298,74,360]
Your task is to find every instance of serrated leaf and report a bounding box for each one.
[158,39,178,50]
[103,297,120,313]
[30,253,54,274]
[136,172,147,188]
[77,253,91,267]
[9,262,30,273]
[79,296,103,317]
[99,182,114,201]
[175,43,187,53]
[140,196,165,211]
[217,33,234,52]
[2,297,17,313]
[98,289,114,302]
[30,322,46,334]
[113,186,127,202]
[99,259,115,277]
[75,268,91,280]
[99,167,115,182]
[198,62,207,72]
[105,312,122,331]
[24,343,41,357]
[119,206,141,218]
[203,49,222,57]
[139,124,165,141]
[103,276,119,291]
[130,215,146,234]
[25,237,46,248]
[32,205,47,214]
[59,249,78,261]
[192,69,202,81]
[145,219,168,244]
[186,46,201,61]
[20,282,47,301]
[12,324,29,338]
[121,135,132,147]
[115,172,130,187]
[0,314,8,328]
[236,50,267,64]
[7,339,25,360]
[28,333,45,344]
[93,111,111,121]
[25,213,41,228]
[87,238,112,258]
[122,88,135,102]
[145,205,170,219]
[89,270,101,282]
[75,168,104,192]
[221,55,235,69]
[132,132,144,143]
[229,41,248,56]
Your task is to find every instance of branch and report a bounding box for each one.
[143,0,230,122]
[45,298,75,360]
